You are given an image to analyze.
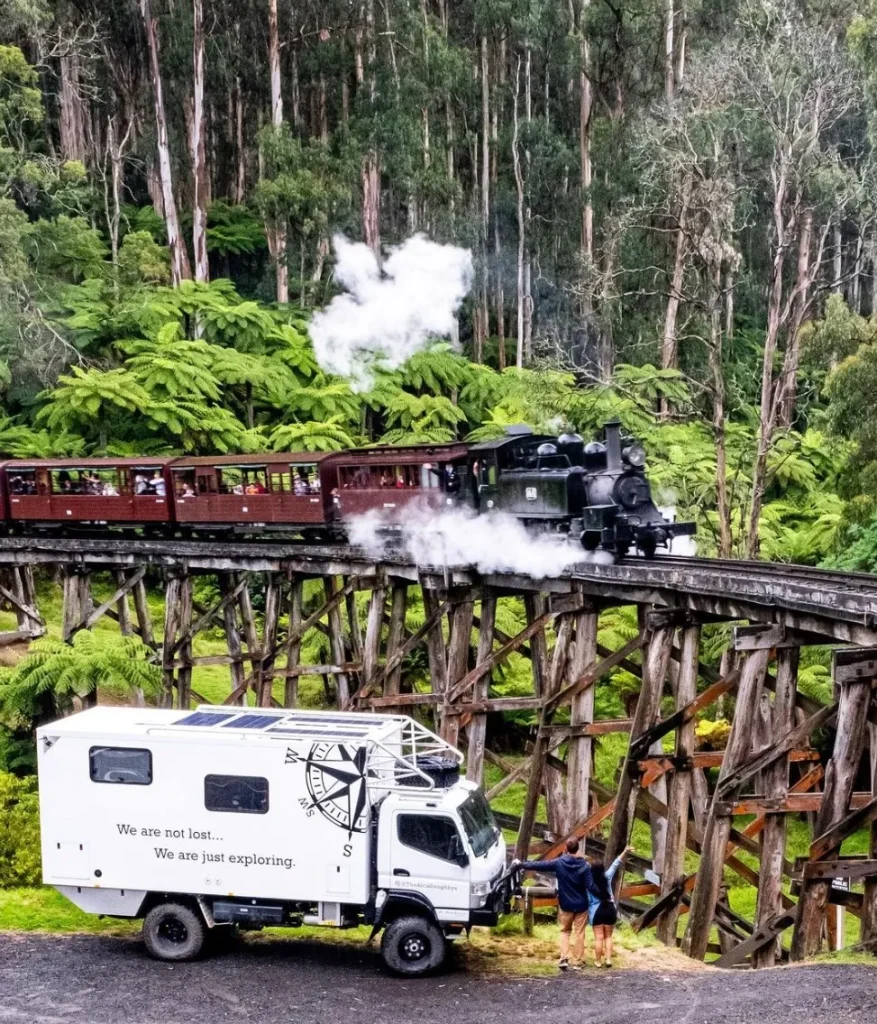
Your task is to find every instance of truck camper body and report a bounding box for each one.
[37,705,511,975]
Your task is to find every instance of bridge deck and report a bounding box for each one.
[1,535,874,644]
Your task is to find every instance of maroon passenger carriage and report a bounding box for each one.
[0,458,175,530]
[168,453,338,537]
[0,444,472,539]
[329,443,470,525]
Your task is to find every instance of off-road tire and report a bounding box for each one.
[380,915,446,976]
[143,902,206,962]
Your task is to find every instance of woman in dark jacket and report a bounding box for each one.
[588,845,633,967]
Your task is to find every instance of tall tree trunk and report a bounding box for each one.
[139,0,192,285]
[523,47,533,361]
[676,0,687,87]
[475,34,490,363]
[361,0,381,258]
[664,0,675,104]
[266,0,289,302]
[579,18,593,265]
[871,227,877,316]
[234,75,246,203]
[59,52,88,163]
[191,0,209,283]
[710,264,731,557]
[745,163,791,559]
[513,57,525,369]
[852,228,863,314]
[832,220,842,294]
[660,172,692,415]
[776,208,813,428]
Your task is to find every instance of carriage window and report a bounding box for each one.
[218,467,268,495]
[130,467,165,496]
[340,465,422,489]
[269,470,288,493]
[7,469,36,495]
[205,774,269,814]
[53,468,124,497]
[90,746,152,785]
[291,464,319,495]
[172,469,198,498]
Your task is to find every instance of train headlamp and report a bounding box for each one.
[623,444,647,468]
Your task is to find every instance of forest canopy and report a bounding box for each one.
[1,0,877,565]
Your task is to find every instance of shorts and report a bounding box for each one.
[592,901,618,927]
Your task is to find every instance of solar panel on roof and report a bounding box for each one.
[221,714,278,730]
[280,713,384,726]
[269,727,370,738]
[175,711,236,727]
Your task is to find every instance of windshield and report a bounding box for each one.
[459,790,500,857]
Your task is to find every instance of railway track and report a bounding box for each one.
[0,533,875,643]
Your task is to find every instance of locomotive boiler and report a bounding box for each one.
[467,421,695,557]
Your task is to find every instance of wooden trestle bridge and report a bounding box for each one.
[4,536,877,967]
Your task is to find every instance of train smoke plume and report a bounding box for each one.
[310,234,474,390]
[348,507,612,578]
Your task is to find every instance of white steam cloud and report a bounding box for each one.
[310,234,474,390]
[347,507,615,578]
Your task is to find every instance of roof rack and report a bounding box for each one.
[156,705,463,792]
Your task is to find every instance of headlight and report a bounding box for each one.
[470,881,491,897]
[623,444,646,468]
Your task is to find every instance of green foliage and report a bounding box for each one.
[117,231,170,286]
[0,632,162,726]
[269,416,358,452]
[0,772,39,887]
[25,216,107,284]
[206,201,267,257]
[0,45,42,146]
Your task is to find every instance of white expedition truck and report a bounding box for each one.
[37,705,513,975]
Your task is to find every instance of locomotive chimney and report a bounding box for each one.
[604,420,623,472]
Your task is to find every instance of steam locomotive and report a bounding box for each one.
[0,422,694,558]
[467,421,695,558]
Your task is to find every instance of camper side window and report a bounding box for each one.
[89,747,152,785]
[397,815,460,862]
[204,774,269,814]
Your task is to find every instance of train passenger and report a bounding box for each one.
[150,471,166,497]
[103,481,119,496]
[181,484,196,498]
[293,471,309,496]
[246,480,266,495]
[134,474,148,495]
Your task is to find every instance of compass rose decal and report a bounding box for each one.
[302,742,370,835]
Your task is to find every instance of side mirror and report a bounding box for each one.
[452,835,470,868]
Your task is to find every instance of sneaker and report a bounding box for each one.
[604,960,613,969]
[570,963,582,971]
[558,958,569,971]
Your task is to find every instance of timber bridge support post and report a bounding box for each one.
[4,535,877,968]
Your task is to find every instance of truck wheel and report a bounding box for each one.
[143,903,206,962]
[381,915,446,976]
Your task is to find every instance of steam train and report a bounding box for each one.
[0,422,694,558]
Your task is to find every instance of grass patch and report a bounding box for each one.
[0,887,138,936]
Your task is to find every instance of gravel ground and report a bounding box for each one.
[1,934,875,1024]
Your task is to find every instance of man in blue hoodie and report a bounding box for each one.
[514,837,594,970]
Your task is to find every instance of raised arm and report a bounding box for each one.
[515,857,559,873]
[605,845,634,884]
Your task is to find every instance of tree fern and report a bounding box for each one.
[0,632,162,727]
